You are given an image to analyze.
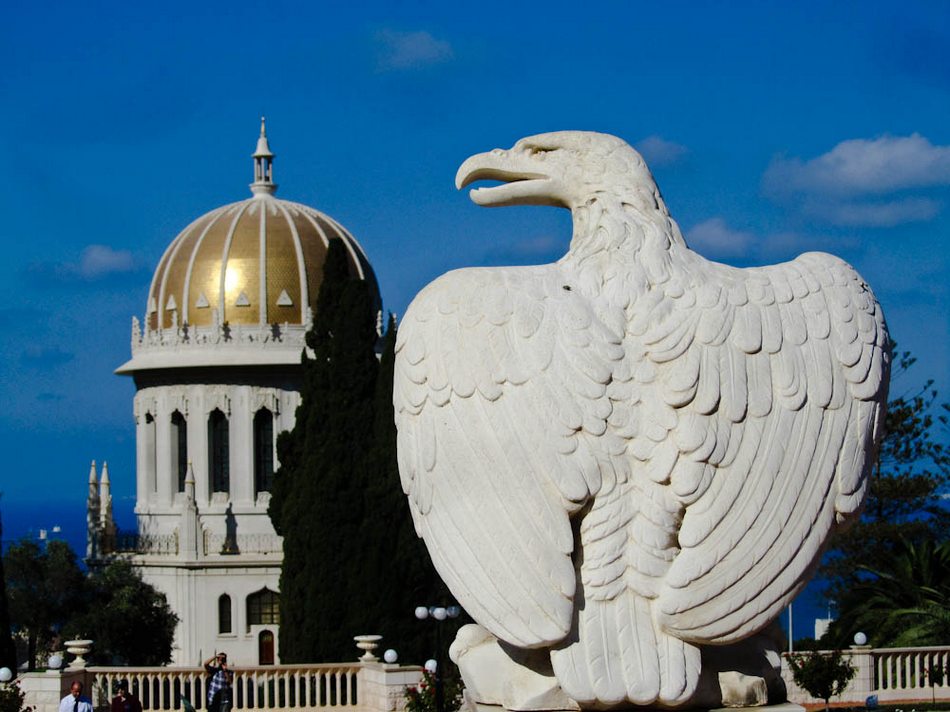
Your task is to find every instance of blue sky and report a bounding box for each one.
[0,0,947,592]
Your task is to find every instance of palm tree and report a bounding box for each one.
[825,536,950,647]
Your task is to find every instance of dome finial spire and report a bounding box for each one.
[251,116,277,196]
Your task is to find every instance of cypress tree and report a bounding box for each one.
[270,243,455,663]
[356,315,456,664]
[0,510,16,671]
[270,238,384,662]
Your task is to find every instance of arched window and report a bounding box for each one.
[247,588,280,627]
[208,409,229,493]
[171,410,188,492]
[218,594,232,634]
[253,408,274,496]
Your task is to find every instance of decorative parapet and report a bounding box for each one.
[103,530,179,556]
[203,531,284,556]
[89,663,366,711]
[131,316,310,355]
[19,660,424,712]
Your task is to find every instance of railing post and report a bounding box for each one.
[356,662,423,712]
[848,644,874,703]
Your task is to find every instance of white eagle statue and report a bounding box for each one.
[393,131,889,710]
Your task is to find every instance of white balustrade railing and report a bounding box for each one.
[88,664,362,712]
[873,647,950,699]
[202,532,284,556]
[784,646,950,705]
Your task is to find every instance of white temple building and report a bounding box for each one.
[86,120,378,666]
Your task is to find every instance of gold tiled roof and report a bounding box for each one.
[146,194,375,331]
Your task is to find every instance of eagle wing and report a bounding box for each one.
[643,250,889,643]
[394,264,624,648]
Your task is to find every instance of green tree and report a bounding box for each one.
[270,242,454,663]
[786,650,856,711]
[0,510,18,671]
[823,350,949,595]
[0,681,29,712]
[824,536,950,648]
[63,560,178,665]
[356,315,458,664]
[269,239,384,662]
[3,539,85,670]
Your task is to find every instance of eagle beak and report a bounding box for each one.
[455,149,561,208]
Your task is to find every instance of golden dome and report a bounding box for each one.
[145,120,376,333]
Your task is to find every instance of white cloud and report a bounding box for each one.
[376,29,453,71]
[634,136,688,167]
[27,244,140,284]
[76,244,136,279]
[685,218,755,259]
[684,219,858,263]
[765,133,950,197]
[807,197,941,228]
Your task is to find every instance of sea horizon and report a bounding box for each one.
[1,496,136,558]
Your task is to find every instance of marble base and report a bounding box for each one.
[464,701,805,712]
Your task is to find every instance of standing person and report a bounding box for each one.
[59,681,93,712]
[204,652,234,712]
[110,680,142,712]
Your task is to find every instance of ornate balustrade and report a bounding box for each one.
[131,316,311,354]
[783,646,950,705]
[203,532,284,556]
[101,531,180,556]
[87,664,363,711]
[17,646,950,712]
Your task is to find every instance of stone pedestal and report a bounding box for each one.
[17,670,88,712]
[847,645,874,703]
[358,662,424,712]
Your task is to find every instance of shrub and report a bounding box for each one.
[404,671,463,712]
[787,650,856,711]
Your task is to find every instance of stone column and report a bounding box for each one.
[190,388,210,506]
[134,396,152,510]
[155,391,174,506]
[230,385,254,505]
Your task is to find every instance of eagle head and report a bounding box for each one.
[456,131,657,211]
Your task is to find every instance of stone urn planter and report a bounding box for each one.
[64,640,93,669]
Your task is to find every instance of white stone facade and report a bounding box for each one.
[128,380,297,666]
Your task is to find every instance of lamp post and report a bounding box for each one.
[415,604,461,712]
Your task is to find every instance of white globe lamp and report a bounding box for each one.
[853,632,867,646]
